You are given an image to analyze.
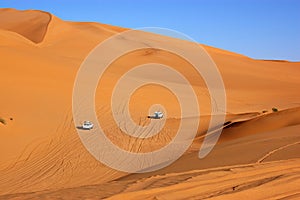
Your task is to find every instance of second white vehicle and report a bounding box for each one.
[82,121,94,130]
[147,111,164,119]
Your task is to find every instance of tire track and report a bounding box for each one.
[257,141,300,163]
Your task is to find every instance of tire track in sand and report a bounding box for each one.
[257,141,300,163]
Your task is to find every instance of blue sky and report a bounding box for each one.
[1,0,299,61]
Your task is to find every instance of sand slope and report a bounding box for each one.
[0,8,299,199]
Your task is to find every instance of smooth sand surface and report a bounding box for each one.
[0,8,299,199]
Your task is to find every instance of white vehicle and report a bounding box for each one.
[82,121,94,130]
[148,111,164,119]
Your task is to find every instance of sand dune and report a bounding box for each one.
[0,8,51,43]
[108,159,300,200]
[0,8,299,199]
[1,159,299,199]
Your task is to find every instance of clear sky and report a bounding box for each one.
[1,0,299,61]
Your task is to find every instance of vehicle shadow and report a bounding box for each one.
[76,126,88,130]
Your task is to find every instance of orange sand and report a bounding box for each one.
[0,8,299,199]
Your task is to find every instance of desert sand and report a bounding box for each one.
[0,8,299,199]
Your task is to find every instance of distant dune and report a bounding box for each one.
[0,8,299,199]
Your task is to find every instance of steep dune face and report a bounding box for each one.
[0,8,51,43]
[0,8,299,198]
[220,107,300,141]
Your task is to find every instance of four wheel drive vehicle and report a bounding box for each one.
[82,121,94,130]
[148,111,164,119]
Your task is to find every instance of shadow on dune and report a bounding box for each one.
[76,126,89,130]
